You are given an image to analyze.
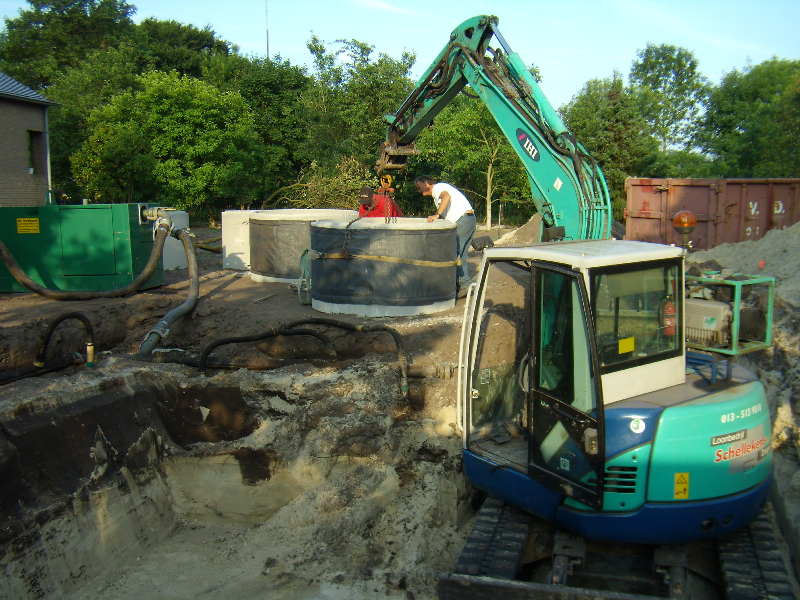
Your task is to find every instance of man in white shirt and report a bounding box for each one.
[414,175,477,298]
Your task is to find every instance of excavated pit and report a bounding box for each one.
[3,221,800,598]
[0,359,475,600]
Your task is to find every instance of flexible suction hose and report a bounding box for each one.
[0,223,171,301]
[198,328,335,374]
[137,228,200,356]
[35,312,95,368]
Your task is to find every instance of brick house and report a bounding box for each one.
[0,71,57,206]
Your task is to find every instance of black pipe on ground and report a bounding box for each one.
[35,312,95,368]
[137,228,200,356]
[137,351,329,371]
[198,328,336,374]
[0,352,84,387]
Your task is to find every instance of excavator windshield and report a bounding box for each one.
[589,259,683,374]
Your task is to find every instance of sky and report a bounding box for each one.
[2,0,800,108]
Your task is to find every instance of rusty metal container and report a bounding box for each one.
[625,178,800,249]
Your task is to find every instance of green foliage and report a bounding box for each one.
[272,156,377,210]
[72,71,265,215]
[219,56,310,196]
[47,43,142,196]
[0,0,135,88]
[299,36,416,168]
[135,18,231,78]
[695,58,800,177]
[560,72,657,220]
[630,43,710,152]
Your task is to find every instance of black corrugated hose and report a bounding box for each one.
[283,318,408,401]
[0,311,95,387]
[198,328,336,373]
[0,353,84,387]
[197,318,409,401]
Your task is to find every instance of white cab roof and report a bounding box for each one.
[483,239,683,270]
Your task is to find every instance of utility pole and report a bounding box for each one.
[265,0,270,59]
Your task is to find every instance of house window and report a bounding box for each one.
[27,130,46,174]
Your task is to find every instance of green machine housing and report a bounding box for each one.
[0,203,163,292]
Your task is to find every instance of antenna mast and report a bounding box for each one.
[265,0,270,59]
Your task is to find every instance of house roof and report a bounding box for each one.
[0,71,56,106]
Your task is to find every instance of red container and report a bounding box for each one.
[625,178,800,249]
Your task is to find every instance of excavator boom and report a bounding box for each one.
[377,15,613,240]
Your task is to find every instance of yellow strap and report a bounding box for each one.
[318,253,460,268]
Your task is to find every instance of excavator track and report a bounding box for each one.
[717,510,796,600]
[436,497,798,600]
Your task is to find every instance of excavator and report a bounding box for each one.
[378,15,793,600]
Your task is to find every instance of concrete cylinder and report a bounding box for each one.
[249,209,358,282]
[310,217,457,317]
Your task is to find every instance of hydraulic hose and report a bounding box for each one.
[283,318,409,401]
[137,228,200,356]
[0,220,171,301]
[0,352,83,387]
[35,312,95,368]
[198,328,335,374]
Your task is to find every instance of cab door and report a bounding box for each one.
[464,258,604,509]
[529,264,604,509]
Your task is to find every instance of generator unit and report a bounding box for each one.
[0,203,163,293]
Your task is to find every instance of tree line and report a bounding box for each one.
[2,1,798,225]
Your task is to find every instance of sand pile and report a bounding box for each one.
[688,221,800,309]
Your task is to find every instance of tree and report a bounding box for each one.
[299,36,416,169]
[135,18,231,78]
[207,55,310,199]
[46,43,142,196]
[695,58,800,177]
[0,0,135,88]
[765,71,800,177]
[72,71,265,217]
[560,71,658,220]
[630,43,710,152]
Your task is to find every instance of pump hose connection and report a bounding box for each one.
[0,311,94,387]
[137,225,200,357]
[35,311,95,368]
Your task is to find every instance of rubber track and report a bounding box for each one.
[453,495,532,580]
[717,511,796,600]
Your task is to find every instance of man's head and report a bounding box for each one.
[359,186,374,205]
[414,175,435,196]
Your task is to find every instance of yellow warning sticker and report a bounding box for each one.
[618,336,635,354]
[16,218,40,234]
[674,472,689,499]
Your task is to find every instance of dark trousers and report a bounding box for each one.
[456,214,477,290]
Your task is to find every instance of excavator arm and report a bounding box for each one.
[377,15,612,240]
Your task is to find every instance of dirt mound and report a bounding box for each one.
[688,221,800,309]
[496,214,542,246]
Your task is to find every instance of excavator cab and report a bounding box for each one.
[463,253,605,511]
